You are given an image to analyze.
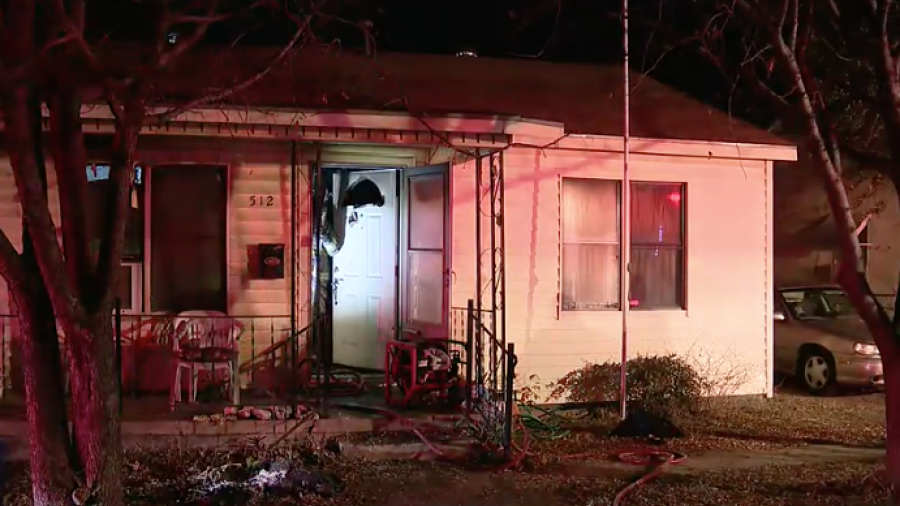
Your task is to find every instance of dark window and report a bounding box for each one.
[150,166,227,312]
[630,182,686,310]
[87,164,144,261]
[116,264,134,311]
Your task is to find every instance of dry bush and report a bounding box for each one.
[681,343,758,397]
[548,354,705,416]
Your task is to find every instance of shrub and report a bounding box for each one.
[548,354,706,416]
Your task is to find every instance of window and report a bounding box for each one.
[859,222,870,273]
[630,182,685,309]
[561,178,685,312]
[87,164,144,312]
[561,178,621,310]
[86,164,144,261]
[115,263,142,312]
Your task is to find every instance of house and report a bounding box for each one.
[0,46,796,402]
[774,149,899,298]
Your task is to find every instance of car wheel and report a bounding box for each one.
[798,348,837,395]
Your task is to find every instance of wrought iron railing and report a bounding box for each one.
[451,300,517,457]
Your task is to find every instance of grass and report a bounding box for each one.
[526,388,884,452]
[680,390,885,446]
[328,459,890,506]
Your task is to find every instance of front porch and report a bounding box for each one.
[0,120,516,448]
[0,305,501,418]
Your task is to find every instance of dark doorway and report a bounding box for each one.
[150,165,227,312]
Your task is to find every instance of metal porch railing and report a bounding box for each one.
[0,312,302,399]
[451,300,517,458]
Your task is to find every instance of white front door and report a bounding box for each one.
[331,170,397,370]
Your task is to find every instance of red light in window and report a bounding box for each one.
[667,192,682,204]
[629,299,640,307]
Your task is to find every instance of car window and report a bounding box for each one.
[774,293,788,315]
[780,288,856,320]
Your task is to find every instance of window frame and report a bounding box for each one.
[559,177,687,314]
[87,163,145,313]
[628,181,687,311]
[118,262,143,314]
[86,163,145,263]
[560,177,622,312]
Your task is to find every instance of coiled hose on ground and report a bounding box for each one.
[333,398,686,504]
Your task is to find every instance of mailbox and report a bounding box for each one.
[258,243,285,279]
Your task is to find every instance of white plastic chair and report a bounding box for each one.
[168,310,243,409]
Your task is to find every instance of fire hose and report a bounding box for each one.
[332,400,685,504]
[613,450,687,506]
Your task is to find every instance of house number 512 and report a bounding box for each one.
[250,195,274,207]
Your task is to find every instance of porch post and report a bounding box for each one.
[290,141,298,402]
[474,153,483,391]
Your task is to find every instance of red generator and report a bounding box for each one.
[384,332,467,409]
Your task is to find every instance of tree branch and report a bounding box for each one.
[152,19,309,124]
[0,229,28,296]
[93,105,140,310]
[1,0,82,323]
[0,32,80,90]
[48,87,94,301]
[157,0,225,69]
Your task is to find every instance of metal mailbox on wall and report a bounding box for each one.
[258,243,285,279]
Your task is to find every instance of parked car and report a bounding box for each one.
[774,285,884,394]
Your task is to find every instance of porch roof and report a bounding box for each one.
[107,44,790,148]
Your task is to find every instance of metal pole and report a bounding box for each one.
[115,297,123,417]
[474,153,484,388]
[619,0,631,421]
[290,141,298,407]
[498,151,507,397]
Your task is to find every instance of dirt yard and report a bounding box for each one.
[332,390,889,506]
[3,390,889,506]
[328,459,888,506]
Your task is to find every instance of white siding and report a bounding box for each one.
[449,147,771,400]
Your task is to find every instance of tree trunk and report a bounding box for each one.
[14,282,76,504]
[883,350,900,504]
[65,314,124,506]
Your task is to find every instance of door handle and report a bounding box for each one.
[333,278,342,305]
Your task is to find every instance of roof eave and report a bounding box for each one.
[71,104,568,138]
[512,133,798,162]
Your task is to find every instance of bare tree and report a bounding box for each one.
[0,1,319,504]
[676,0,900,499]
